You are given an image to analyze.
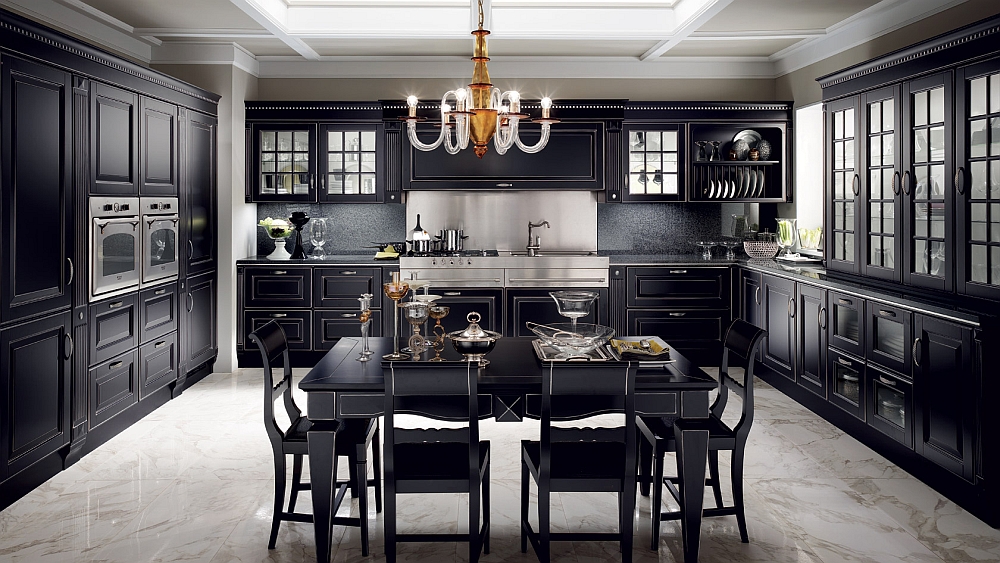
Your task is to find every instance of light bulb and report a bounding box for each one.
[441,103,451,124]
[406,95,418,117]
[541,97,552,118]
[509,91,520,113]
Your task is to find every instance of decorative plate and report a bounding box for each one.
[733,129,762,147]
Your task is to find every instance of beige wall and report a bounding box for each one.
[776,0,1000,107]
[152,63,259,374]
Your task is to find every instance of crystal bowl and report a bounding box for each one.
[527,322,615,356]
[549,290,599,319]
[743,240,780,259]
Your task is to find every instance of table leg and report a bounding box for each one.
[307,423,339,563]
[673,419,709,563]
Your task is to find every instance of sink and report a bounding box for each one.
[502,250,597,257]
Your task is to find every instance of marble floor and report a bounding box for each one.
[2,367,999,563]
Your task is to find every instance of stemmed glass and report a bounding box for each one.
[401,301,431,356]
[718,239,741,260]
[549,290,598,334]
[401,279,431,352]
[356,293,374,362]
[428,305,450,361]
[309,219,327,258]
[381,272,410,360]
[694,241,715,260]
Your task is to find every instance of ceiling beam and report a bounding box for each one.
[135,28,275,39]
[687,29,825,41]
[639,0,733,61]
[228,0,321,60]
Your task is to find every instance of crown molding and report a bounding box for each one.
[153,41,261,76]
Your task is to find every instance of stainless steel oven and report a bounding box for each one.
[140,197,179,286]
[90,196,140,300]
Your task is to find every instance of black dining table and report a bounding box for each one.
[299,336,718,563]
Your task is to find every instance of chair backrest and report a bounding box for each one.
[712,319,767,441]
[248,321,301,449]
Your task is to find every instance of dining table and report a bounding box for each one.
[298,336,718,563]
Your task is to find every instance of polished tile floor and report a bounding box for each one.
[2,367,998,563]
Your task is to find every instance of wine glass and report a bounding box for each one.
[381,272,410,360]
[356,293,374,362]
[549,290,598,334]
[309,218,327,258]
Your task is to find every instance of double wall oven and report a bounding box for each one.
[90,196,179,301]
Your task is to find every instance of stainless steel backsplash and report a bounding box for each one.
[405,191,598,252]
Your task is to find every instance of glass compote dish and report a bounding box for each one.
[400,301,431,356]
[382,272,410,360]
[549,290,598,333]
[259,218,293,260]
[718,239,741,260]
[694,241,715,260]
[776,217,798,258]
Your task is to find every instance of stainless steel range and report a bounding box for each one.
[399,251,609,288]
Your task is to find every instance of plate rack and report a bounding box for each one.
[691,161,778,200]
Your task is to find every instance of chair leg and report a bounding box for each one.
[372,425,383,513]
[538,480,550,563]
[732,448,749,543]
[483,461,491,555]
[650,445,665,551]
[520,458,529,554]
[355,445,370,557]
[269,454,287,550]
[638,432,652,496]
[622,474,635,563]
[347,451,360,499]
[288,454,304,514]
[469,473,481,563]
[708,449,724,509]
[385,473,396,563]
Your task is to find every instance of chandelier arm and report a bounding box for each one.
[406,120,446,151]
[457,115,471,150]
[514,123,551,154]
[494,117,517,151]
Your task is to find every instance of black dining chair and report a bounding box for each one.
[521,361,639,563]
[636,318,767,548]
[249,321,382,555]
[383,361,490,563]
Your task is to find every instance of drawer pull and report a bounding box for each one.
[64,334,74,360]
[444,291,461,296]
[271,270,287,275]
[837,298,853,306]
[879,376,898,387]
[155,341,167,348]
[754,286,760,305]
[669,270,688,274]
[819,307,827,330]
[270,313,287,318]
[508,278,605,283]
[912,338,921,367]
[878,309,896,318]
[109,301,124,309]
[837,357,852,367]
[669,312,686,317]
[340,271,358,275]
[154,289,167,295]
[109,361,124,369]
[340,313,358,318]
[788,297,795,319]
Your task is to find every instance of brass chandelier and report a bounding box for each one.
[402,0,559,158]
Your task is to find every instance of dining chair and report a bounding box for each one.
[521,361,639,563]
[249,321,382,555]
[383,361,490,563]
[636,318,767,548]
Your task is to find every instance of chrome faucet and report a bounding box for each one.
[526,220,550,256]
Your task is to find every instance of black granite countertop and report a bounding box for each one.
[603,253,740,266]
[237,254,396,265]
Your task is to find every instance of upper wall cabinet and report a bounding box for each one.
[622,125,683,202]
[91,82,138,195]
[250,122,317,202]
[139,97,178,196]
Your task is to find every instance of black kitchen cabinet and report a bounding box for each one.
[138,331,177,400]
[138,283,178,345]
[249,123,316,202]
[90,81,138,195]
[181,271,216,373]
[313,268,382,308]
[861,85,903,282]
[403,122,604,191]
[88,293,138,367]
[828,347,866,421]
[318,123,384,202]
[139,96,178,196]
[242,310,312,351]
[739,268,762,326]
[761,274,796,380]
[913,314,976,480]
[868,364,913,449]
[865,301,912,377]
[828,291,865,357]
[621,125,684,202]
[0,312,72,481]
[180,109,217,277]
[505,288,607,338]
[796,283,827,398]
[1,56,73,325]
[627,267,730,310]
[314,310,383,351]
[243,267,312,309]
[429,289,503,335]
[88,349,138,429]
[687,122,789,202]
[826,95,863,274]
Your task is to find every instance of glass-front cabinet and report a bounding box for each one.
[622,125,683,202]
[319,123,383,202]
[251,123,317,202]
[957,59,1000,300]
[826,97,861,273]
[863,86,902,281]
[902,73,954,291]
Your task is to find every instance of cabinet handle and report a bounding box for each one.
[837,298,853,306]
[955,167,965,195]
[496,183,513,188]
[788,297,795,319]
[837,357,852,367]
[109,301,124,309]
[444,291,461,296]
[340,313,358,318]
[67,258,74,285]
[188,240,194,257]
[271,270,287,275]
[755,286,760,305]
[186,293,194,312]
[64,334,74,360]
[852,173,860,197]
[154,289,167,295]
[340,270,358,275]
[669,270,688,274]
[155,340,167,348]
[270,313,287,318]
[509,277,605,283]
[879,376,898,387]
[878,309,896,318]
[819,307,827,329]
[891,171,900,196]
[902,171,911,196]
[912,337,921,367]
[669,312,686,317]
[109,361,123,369]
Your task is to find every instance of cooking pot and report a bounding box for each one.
[407,238,441,254]
[436,229,469,252]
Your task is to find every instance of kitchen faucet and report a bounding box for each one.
[526,220,550,256]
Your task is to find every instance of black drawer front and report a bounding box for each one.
[829,291,865,358]
[89,349,138,429]
[828,349,866,422]
[627,309,728,364]
[139,332,177,399]
[243,310,312,350]
[627,267,731,309]
[866,302,912,378]
[867,365,913,449]
[314,310,383,350]
[314,268,382,309]
[139,282,178,344]
[244,267,312,308]
[89,293,139,366]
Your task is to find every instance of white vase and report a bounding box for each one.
[267,237,290,260]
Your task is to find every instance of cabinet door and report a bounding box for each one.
[182,272,217,372]
[862,86,903,281]
[251,123,316,202]
[88,349,138,429]
[826,96,862,273]
[902,72,954,291]
[0,56,73,323]
[242,310,312,351]
[796,283,827,398]
[0,312,72,480]
[314,268,382,309]
[622,125,683,202]
[739,269,762,328]
[244,267,312,308]
[90,82,138,195]
[956,59,1000,299]
[627,267,730,310]
[913,315,976,480]
[506,288,607,337]
[429,289,503,335]
[181,110,217,277]
[866,302,912,377]
[761,274,795,379]
[828,291,865,357]
[319,124,383,202]
[139,96,178,195]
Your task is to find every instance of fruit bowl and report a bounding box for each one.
[526,322,615,357]
[743,240,780,259]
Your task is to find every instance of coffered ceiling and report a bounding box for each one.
[0,0,972,78]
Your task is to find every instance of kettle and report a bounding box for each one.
[411,214,431,241]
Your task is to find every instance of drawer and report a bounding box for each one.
[243,267,312,308]
[243,310,312,351]
[89,293,139,366]
[314,268,382,309]
[89,349,138,429]
[627,309,729,365]
[314,310,383,351]
[866,302,912,378]
[626,267,731,309]
[139,332,178,399]
[829,291,865,358]
[139,282,178,344]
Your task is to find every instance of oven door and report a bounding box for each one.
[142,214,179,285]
[92,216,141,299]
